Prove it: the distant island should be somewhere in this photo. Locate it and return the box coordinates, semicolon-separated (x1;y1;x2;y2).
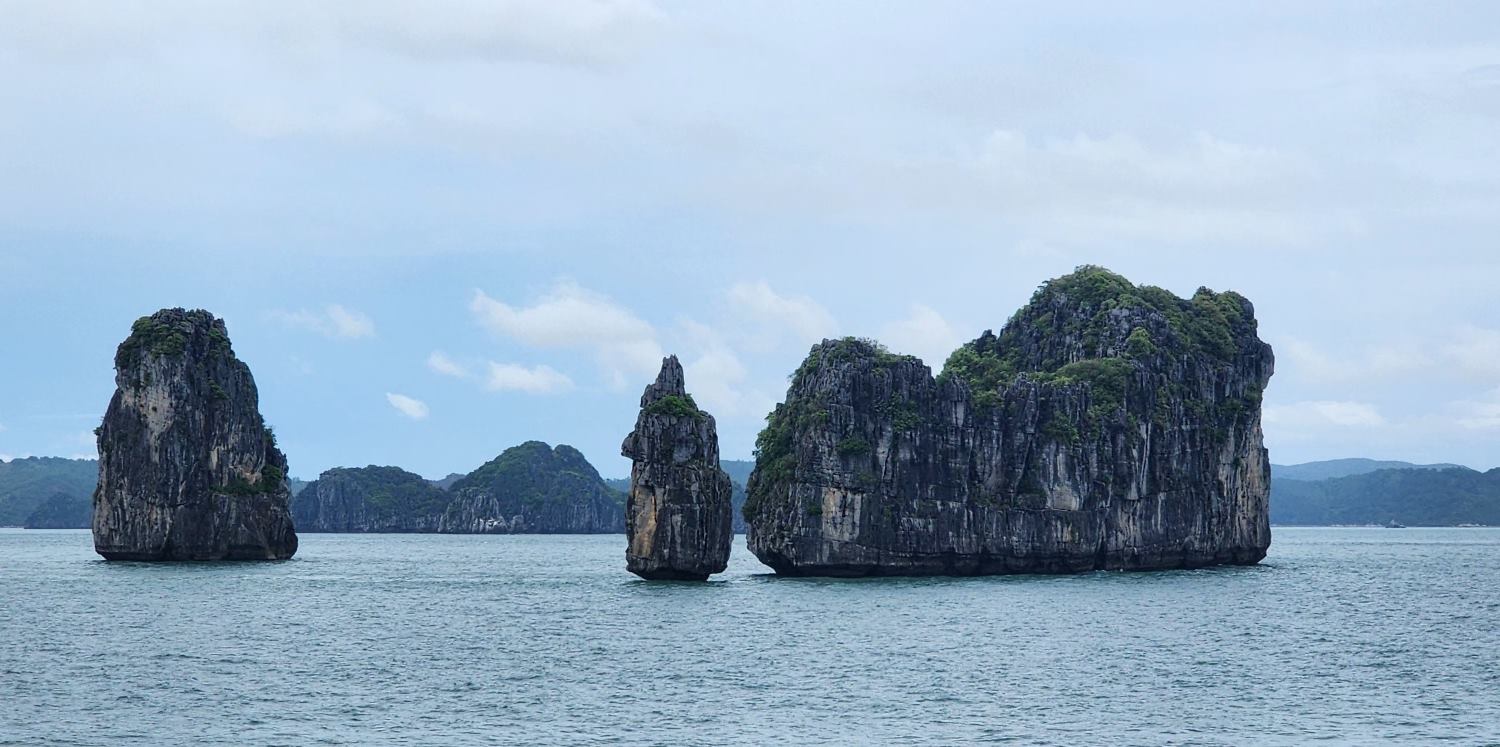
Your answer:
1270;460;1500;526
6;450;1497;532
291;444;753;535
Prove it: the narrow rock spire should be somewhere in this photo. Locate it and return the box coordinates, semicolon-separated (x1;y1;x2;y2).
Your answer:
620;355;733;580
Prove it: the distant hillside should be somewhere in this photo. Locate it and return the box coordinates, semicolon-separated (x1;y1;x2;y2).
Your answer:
1271;467;1500;526
429;473;465;490
441;442;623;533
1273;458;1467;482
720;459;754;487
25;493;92;529
0;457;97;526
292;465;451;533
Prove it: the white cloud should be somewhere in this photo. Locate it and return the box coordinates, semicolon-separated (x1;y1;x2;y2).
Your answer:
228;98;405;140
880;304;962;370
1442;325;1500;379
1451;388;1500;430
471;281;662;386
967;129;1330;246
0;422;6;433
0;0;668;66
484;362;574;394
1264;400;1386;429
385;392;430;420
271;304;376;339
427;351;474;379
727;281;838;345
471;282;652;346
1276;336;1432;383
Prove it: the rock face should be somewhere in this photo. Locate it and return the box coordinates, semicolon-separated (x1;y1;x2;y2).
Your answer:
291;466;449;532
93;309;298;560
620;357;733;580
745;267;1274;576
439;441;624;533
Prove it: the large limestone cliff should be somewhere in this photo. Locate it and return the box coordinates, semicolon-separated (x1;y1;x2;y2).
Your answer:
745;267;1273;576
93;309;297;560
291;466;449;532
439;442;624;533
621;356;733;580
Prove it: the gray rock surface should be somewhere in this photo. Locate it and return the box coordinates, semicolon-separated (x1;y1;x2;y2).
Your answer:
93;309;297;560
620;357;733;580
745;267;1273;576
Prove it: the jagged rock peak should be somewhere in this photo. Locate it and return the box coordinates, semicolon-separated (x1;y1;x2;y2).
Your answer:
745;266;1273;577
620;356;733;580
641;354;687;405
92;308;298;560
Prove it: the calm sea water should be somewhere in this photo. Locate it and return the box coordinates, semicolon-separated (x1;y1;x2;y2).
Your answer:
2;528;1498;746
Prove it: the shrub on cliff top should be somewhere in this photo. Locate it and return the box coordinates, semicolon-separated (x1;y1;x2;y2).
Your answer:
645;394;705;421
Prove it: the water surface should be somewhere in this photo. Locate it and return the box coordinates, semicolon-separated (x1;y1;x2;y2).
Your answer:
3;528;1498;745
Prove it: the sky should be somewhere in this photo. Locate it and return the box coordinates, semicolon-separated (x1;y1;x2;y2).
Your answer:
2;1;1499;479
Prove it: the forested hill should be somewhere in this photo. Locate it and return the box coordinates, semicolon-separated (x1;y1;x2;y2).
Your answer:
0;457;97;527
1272;458;1467;482
1271;466;1500;526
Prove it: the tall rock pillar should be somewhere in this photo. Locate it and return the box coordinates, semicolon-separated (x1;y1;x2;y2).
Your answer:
93;308;298;560
620;356;732;580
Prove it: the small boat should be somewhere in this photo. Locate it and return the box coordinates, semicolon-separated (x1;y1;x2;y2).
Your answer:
1385;519;1406;529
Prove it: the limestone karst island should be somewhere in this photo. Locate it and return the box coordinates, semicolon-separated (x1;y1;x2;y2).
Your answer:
80;267;1272;579
93;309;297;561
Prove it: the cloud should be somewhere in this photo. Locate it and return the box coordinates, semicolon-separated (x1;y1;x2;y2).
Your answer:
1451;388;1500;430
471;281;662;386
1264;400;1386;429
1442;325;1500;379
0;0;668;66
271;304;376;339
966;129;1331;245
0;422;6;433
427;351;474;379
1276;336;1432;383
727;281;838;346
385;392;430;420
227;98;405;140
484;362;574;394
879;304;962;370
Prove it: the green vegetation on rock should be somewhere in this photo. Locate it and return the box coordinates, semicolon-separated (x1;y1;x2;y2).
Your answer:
644;393;705;420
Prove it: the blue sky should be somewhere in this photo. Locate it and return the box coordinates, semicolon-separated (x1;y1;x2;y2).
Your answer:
2;1;1499;478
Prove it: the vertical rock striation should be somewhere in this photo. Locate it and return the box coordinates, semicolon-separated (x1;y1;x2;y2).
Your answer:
746;267;1274;576
621;357;733;580
93;309;297;560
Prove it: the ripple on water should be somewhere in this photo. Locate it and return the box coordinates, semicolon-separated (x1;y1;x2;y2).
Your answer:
2;528;1499;745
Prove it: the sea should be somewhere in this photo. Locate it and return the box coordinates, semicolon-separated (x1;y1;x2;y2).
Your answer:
2;527;1498;746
